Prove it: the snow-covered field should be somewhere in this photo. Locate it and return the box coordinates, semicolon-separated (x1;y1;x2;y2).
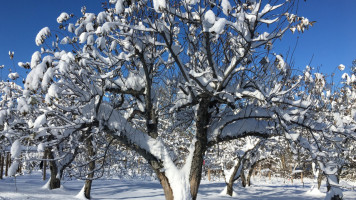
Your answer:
0;172;355;199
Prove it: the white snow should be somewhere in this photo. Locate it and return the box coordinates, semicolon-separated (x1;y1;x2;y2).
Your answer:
8;160;20;176
153;0;166;13
11;140;22;159
204;10;216;25
17;97;29;114
115;0;124;14
57;12;70;23
31;51;42;69
37;143;45;152
221;0;232;16
185;0;198;5
338;64;345;71
209;18;227;34
33;114;47;129
8;72;19;80
0;173;356;199
35;27;51;46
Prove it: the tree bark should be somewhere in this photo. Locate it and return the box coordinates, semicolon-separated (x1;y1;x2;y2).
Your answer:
246;159;266;186
247;166;254;186
225;158;245;196
0;153;3;179
189;99;210;200
43;151;47;181
241;167;246;187
156;171;174;200
5;152;10;177
208;168;211;182
46;148;61;189
317;170;322;190
226;181;234;196
326;174;342;200
84;134;95;199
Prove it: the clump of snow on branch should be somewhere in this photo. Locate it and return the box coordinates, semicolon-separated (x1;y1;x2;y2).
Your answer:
221;0;232;16
8;140;22;176
33;114;47;129
8;72;19;80
57;12;70;23
153;0;166;13
35;27;51;46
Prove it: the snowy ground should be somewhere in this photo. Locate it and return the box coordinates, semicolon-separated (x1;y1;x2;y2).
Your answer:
0;172;355;199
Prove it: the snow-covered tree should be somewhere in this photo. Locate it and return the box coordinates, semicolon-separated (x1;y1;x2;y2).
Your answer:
21;1;354;200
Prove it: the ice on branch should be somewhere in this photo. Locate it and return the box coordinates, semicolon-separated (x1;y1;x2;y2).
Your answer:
35;27;51;46
57;12;70;23
338;64;345;71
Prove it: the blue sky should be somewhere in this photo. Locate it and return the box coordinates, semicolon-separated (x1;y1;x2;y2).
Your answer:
0;0;355;85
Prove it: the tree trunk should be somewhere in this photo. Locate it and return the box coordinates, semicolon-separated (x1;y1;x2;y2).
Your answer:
317;170;322;190
268;170;271;180
241;167;246;187
326;174;342;200
5;152;10;176
208;168;211;182
246;159;265;186
225;158;244;196
226;181;234;196
189;99;210;200
84;134;95;199
43;151;47;181
247;167;254;186
17;161;21;174
156;171;174;200
46;149;61;189
0;153;3;179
